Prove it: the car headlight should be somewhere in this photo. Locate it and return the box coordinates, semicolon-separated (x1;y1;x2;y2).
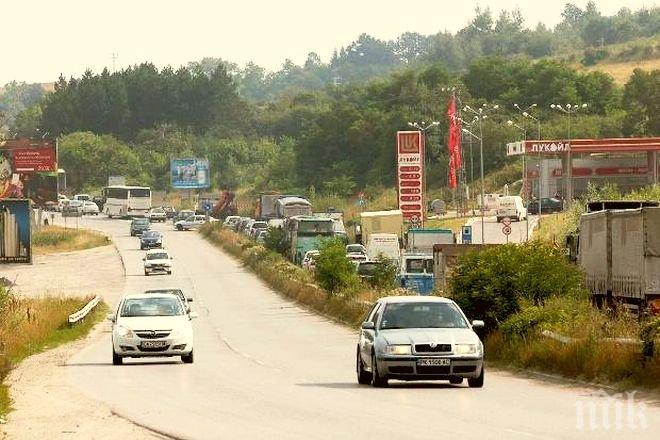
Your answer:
454;344;477;355
117;326;134;338
384;345;412;356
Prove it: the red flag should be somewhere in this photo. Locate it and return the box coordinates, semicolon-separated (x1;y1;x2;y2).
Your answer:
446;97;462;188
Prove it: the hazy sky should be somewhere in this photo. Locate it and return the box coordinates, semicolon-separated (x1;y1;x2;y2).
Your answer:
3;0;657;84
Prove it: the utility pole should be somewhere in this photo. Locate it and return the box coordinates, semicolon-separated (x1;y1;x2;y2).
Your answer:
507;120;528;240
111;53;118;73
550;103;588;202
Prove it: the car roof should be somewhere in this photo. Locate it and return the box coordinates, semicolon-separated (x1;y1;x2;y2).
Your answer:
122;292;178;300
377;295;453;304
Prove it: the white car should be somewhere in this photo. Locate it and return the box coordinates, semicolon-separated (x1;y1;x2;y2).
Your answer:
147;207;167;222
143;249;173;275
57;196;70;212
82;201;100;215
174;214;207;231
302;250;320;271
108;293;197;365
73;193;91;201
223;215;241;228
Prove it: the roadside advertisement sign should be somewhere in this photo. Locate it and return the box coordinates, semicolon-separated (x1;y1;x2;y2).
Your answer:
171;158;210;189
396;131;424;227
0;139;58;207
0;199;32;264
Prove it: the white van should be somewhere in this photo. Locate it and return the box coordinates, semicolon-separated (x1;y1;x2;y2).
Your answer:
496;196;527;222
366;233;401;266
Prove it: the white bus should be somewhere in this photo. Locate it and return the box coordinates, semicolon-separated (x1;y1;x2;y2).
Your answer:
102;185;151;218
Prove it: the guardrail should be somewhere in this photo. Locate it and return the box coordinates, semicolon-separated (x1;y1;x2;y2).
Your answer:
68;295;101;324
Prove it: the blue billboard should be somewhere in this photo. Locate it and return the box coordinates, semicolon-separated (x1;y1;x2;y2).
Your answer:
170;158;210;189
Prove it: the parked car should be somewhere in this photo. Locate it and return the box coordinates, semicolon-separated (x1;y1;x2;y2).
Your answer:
143;249;173;275
347;253;368;263
267;218;285;229
140;230;163;250
256;229;268;244
147;207;167;222
249;221;268;238
143;288;193;313
302;250;320;271
64;199;84;213
223;215;241;228
356;260;384;280
130;217;150;236
346;244;367;255
174;214;207;231
242;219;256;235
108;293;196;365
526;197;563;215
356;296;485;387
235;217;252;232
82;201;100;215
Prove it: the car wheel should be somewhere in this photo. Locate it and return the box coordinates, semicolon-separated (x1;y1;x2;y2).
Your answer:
371;353;388;387
356;347;371;385
176;224;183;231
449;376;463;385
468;367;484;388
144;271;149;276
112;350;123;365
181;351;194;364
167;271;172;275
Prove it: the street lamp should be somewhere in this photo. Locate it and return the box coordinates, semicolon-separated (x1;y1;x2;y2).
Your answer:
462;104;499;245
507;120;529;241
551;103;588;201
407;121;440;226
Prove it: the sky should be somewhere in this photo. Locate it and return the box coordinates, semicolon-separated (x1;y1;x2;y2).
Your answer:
2;0;657;85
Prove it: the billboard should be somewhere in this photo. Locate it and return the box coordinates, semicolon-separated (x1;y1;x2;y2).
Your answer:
0;199;32;264
396;131;424;227
0;139;58;207
170;158;210;189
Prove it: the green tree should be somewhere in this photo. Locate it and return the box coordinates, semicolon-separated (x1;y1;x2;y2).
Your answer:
622;68;659;136
314;238;359;294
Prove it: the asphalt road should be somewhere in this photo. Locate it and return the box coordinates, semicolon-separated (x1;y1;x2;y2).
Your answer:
468;215;539;244
65;215;658;439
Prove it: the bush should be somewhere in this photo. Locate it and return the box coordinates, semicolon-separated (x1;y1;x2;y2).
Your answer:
448;242;586;329
314;238;359;294
368;255;397;290
264;226;288;255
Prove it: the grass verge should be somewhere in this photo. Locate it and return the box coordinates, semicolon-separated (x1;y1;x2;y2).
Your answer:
32;226;110;255
0;290;108;416
485;296;660;390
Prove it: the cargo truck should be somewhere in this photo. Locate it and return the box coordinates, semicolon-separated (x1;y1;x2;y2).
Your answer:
359;210;403;246
256;192;281;219
579;207;660;312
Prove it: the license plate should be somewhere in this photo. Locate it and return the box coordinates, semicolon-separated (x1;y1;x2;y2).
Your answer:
141;340;166;348
417;358;450;366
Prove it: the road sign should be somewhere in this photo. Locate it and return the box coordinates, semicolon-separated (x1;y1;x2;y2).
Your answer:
502;225;512;235
461;225;472;244
202;201;212;212
502;217;512;226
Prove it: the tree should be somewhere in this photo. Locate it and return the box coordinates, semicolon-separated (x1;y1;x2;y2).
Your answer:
314;238;359;294
622;68;660;136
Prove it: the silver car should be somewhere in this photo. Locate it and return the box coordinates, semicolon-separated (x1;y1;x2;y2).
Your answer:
356;296;485;387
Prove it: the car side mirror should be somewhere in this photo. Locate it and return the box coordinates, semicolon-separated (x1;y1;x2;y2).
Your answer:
142;257;145;261
170;257;174;260
189;311;199;319
361;322;375;330
472;320;485;329
187;298;193;302
106;313;115;322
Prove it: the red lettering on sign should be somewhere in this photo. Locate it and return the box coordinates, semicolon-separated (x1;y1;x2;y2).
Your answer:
400;180;421;187
400;195;421;202
400;165;421;172
400;188;421;194
399;173;421;180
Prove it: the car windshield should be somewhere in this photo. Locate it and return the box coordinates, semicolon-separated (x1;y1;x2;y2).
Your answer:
404;258;433;274
380;302;468;329
120;297;183;317
144;289;185;303
142;231;160;238
146;252;168;260
133;219;149;225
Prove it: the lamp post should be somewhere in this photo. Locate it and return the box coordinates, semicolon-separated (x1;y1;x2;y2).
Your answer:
407;121;439;226
507;120;528;241
514;104;541;216
462;103;499;244
550;103;588;202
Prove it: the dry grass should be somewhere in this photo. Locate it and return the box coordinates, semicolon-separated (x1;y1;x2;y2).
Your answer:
584;57;660;85
487;296;660;390
32;226;110;255
0;290;108;415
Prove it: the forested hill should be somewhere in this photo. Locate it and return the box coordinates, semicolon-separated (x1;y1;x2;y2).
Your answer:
2;3;659;196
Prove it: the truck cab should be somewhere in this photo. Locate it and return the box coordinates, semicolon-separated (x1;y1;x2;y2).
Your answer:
398;254;435;295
